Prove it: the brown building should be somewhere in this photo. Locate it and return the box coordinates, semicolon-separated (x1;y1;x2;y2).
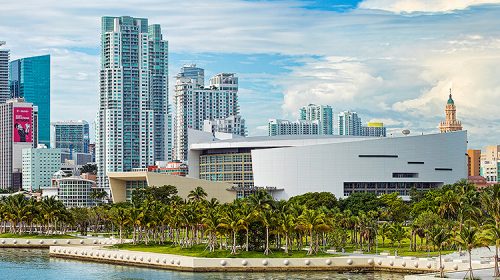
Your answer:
439;91;462;133
467;149;481;177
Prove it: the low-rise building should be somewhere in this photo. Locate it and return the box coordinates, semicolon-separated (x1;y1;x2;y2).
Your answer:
108;171;236;203
22;146;61;191
361;122;386;137
42;171;97;208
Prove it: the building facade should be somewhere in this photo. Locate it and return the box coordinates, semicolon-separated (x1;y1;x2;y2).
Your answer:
0;99;35;190
203;115;246;136
50;120;90;153
467;149;481;177
480;145;500;182
22;147;61;191
361;122;386;137
300;104;333;135
189;131;467;199
9;55;51;146
174;69;241;161
338;111;362;136
268;119;319;136
439;92;462;133
97;16;169;188
0;42;8;103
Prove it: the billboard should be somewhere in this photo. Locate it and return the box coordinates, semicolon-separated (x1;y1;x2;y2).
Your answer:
13;107;32;143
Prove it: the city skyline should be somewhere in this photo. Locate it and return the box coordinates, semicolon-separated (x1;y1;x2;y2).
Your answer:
2;1;500;148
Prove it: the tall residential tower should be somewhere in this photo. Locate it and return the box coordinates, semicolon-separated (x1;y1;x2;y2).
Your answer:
96;16;169;188
338;111;362;136
174;69;242;161
299;104;333;135
0;42;8;103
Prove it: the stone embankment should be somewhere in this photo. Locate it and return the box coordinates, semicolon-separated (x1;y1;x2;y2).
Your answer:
0;238;120;248
49;246;493;273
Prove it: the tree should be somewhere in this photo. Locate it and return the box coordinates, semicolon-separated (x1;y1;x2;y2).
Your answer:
378;222;390;247
131;185;178;205
481;184;500;277
288;192;338;210
80;163;97;175
428;226;451;278
110;206;130;243
387;223;406;248
455;221;489;280
188;187;208;203
339;192;381;215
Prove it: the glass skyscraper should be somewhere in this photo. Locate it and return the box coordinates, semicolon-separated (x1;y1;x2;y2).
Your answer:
0;42;9;103
9;55;50;147
97;16;169;188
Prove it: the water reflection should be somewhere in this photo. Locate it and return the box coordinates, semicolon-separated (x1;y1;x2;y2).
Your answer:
0;249;405;280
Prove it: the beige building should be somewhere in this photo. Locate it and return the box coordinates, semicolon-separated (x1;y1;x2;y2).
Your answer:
108;171;236;203
467;149;481;177
439;92;462;133
480;145;500;182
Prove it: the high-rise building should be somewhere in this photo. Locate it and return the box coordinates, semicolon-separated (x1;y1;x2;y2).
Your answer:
439;91;462;133
268;119;319;136
50;120;90;154
0;41;9;103
467;149;481;177
203;115;246;136
361;122;386;137
0;99;36;190
174;70;241;161
300;104;333;135
22;146;61;191
338;111;362;136
97;16;169;188
9;55;50;146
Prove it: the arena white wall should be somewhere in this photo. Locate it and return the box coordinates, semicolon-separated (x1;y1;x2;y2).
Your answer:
251;131;467;199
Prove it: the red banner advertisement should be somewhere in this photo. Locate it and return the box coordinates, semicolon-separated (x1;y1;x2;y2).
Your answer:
13;107;32;143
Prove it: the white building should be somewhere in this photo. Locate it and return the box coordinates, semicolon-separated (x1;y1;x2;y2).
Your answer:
174;70;242;161
22;146;61;191
0;99;36;190
188;131;467;199
338;111;362;136
361;122;387;137
42;171;97;208
203;115;246;136
96;16;170;189
268;119;319;136
300;104;333;135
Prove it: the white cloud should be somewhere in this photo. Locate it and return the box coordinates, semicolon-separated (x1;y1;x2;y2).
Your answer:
359;0;500;13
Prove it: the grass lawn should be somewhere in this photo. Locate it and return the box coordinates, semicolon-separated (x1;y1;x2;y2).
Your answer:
342;233;456;257
0;233;78;239
112;243;336;258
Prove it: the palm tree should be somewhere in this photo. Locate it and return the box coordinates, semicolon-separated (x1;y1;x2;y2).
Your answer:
188;187;207;203
110;206;130;243
481;184;500;277
388;223;406;248
455;221;489;280
220;205;242;255
297;209;327;255
428;226;451;278
379;222;390;247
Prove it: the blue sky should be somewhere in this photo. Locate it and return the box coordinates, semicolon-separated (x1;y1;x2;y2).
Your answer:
2;0;500;148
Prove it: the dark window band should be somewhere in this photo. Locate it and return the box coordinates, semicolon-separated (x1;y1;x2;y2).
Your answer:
435;168;452;171
408;161;424;164
359;155;398;158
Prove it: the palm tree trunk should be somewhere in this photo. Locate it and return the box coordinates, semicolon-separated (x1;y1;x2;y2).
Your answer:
232;230;237;255
284;233;289;254
246;228;249;252
495;243;499;277
439;250;444;278
264;226;270;255
469;249;474;280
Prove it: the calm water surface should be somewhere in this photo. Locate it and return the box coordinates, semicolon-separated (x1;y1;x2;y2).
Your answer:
0;248;405;280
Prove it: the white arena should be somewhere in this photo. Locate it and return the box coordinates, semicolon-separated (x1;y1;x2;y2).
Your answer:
188;131;467;199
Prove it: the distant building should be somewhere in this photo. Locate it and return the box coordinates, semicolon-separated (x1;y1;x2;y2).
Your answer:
268;119;319;136
439;91;462;133
45;171;97;208
22;146;61;191
361;122;386;137
9;55;51;146
0;99;36;190
300;104;333;135
51;120;90;153
203;115;246;137
480;145;500;182
176;64;204;87
150;160;188;176
0;41;9;103
467;149;481;177
174;69;242;161
88;143;96;162
338;111;362;136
